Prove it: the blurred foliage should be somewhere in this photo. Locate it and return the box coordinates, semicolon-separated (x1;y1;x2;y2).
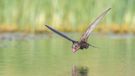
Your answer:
0;0;135;33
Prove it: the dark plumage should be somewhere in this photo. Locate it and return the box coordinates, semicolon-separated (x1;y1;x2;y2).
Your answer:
45;8;111;53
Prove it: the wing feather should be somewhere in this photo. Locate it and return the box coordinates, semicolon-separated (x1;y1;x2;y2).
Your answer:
80;8;111;42
45;25;76;42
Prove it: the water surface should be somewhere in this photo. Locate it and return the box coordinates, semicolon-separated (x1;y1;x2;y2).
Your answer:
0;33;134;76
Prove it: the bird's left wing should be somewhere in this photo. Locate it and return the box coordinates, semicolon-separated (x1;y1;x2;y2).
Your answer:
45;25;76;42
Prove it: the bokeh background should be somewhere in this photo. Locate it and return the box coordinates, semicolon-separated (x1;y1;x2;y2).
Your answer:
0;0;135;33
0;0;135;76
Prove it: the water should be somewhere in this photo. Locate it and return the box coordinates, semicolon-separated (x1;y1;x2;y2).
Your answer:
0;33;135;76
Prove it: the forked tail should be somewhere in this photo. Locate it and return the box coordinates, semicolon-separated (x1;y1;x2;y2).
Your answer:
89;44;98;48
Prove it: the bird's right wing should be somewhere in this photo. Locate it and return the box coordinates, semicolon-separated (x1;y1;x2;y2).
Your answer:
45;25;76;42
80;8;111;42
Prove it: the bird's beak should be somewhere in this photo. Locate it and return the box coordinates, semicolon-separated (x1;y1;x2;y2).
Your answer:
72;48;78;53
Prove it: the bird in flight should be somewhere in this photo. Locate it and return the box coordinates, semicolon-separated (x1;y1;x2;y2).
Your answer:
45;8;111;53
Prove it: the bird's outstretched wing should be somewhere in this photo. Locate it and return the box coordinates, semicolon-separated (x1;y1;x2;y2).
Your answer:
80;8;111;42
45;25;76;42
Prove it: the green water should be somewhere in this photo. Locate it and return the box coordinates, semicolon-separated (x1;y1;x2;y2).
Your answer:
0;34;135;76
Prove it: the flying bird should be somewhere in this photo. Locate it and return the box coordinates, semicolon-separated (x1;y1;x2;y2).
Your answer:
45;8;111;53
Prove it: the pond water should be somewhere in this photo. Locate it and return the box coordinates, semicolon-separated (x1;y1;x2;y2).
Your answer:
0;33;135;76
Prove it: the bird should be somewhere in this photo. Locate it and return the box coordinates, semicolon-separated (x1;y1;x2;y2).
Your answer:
45;8;111;53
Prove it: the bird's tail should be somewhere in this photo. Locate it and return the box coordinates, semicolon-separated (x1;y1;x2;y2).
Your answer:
89;44;98;48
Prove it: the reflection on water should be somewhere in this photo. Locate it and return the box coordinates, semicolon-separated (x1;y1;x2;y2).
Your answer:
0;33;135;76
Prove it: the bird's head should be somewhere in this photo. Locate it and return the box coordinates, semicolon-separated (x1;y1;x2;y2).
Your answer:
72;42;80;53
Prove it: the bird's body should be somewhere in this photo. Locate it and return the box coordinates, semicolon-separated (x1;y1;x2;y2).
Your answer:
45;8;111;53
79;41;89;49
74;41;89;49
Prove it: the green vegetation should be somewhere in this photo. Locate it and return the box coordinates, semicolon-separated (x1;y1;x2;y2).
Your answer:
0;0;135;34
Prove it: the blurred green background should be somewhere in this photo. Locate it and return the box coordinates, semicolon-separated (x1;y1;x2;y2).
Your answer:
0;0;135;76
0;0;135;33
